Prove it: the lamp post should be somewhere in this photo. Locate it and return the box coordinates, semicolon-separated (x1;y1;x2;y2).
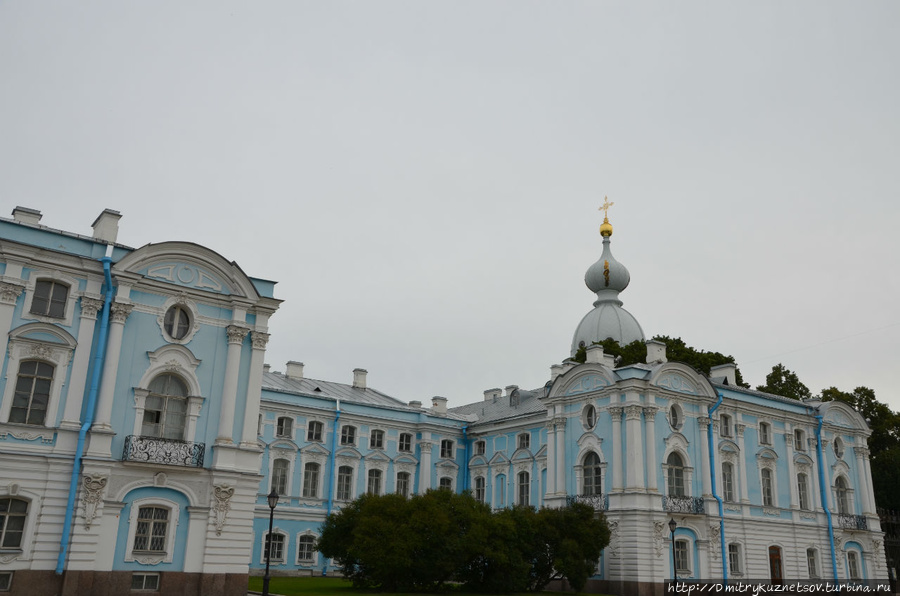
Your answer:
262;490;279;596
669;518;678;584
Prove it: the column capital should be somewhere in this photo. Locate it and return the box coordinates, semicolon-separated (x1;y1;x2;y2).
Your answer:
643;406;659;418
608;406;624;420
226;325;250;345
80;297;104;320
735;423;746;437
624;404;643;421
251;331;270;350
0;282;24;305
110;302;133;324
854;446;870;458
698;417;710;429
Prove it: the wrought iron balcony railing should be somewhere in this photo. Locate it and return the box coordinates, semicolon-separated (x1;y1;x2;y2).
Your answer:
663;495;704;514
567;493;609;511
837;513;868;530
123;435;205;467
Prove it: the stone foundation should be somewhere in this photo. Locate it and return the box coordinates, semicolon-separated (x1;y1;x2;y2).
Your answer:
1;570;248;596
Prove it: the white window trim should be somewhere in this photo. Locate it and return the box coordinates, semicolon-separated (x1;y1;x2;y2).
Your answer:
156;295;200;345
398;432;413;453
268;448;296;499
124;497;180;565
0;326;76;429
833;475;855;515
759;421;773;446
0;486;39;561
296;532;318;566
440;439;454;459
276;416;294;439
340;425;357;447
335;461;357;502
576;451;607;497
674;538;692;576
368;429;385;450
807;547;820;579
727;542;744;576
259;529;287;565
395;470;412;497
306;420;324;443
301;460;323;500
846;550;862;580
663;451;694;497
22;271;80;327
582;404;598;430
133;345;204;442
760;466;777;508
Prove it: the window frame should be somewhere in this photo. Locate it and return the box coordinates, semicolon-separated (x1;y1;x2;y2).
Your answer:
439;477;453;491
847;550;861;580
398;433;413;453
22;272;78;327
807;548;820;579
722;462;736;503
131;572;160;591
8;360;54;427
669;403;683;430
271;458;290;496
474;476;486;503
666;452;686;497
720;414;733;438
440;439;454;459
761;468;775;507
396;471;411;498
156;296;200;345
674;538;691;576
798;472;810;510
517;433;530;450
582;452;603;497
140;373;190;440
759;422;772;446
297;534;317;565
124;497;180;564
474;440;486;456
517;471;530;506
340;425;356;446
307;420;323;442
834;437;845;459
276;416;293;439
367;469;383;496
30;279;69;319
727;543;743;576
794;429;806;451
0;497;28;550
369;429;385;450
302;462;320;499
584;404;597;430
262;531;286;564
835;476;851;514
336;466;354;501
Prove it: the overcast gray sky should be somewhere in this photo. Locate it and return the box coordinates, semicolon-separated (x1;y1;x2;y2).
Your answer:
2;2;898;411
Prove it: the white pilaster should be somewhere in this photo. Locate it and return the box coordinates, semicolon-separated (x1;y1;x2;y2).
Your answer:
418;438;433;493
554;415;566;495
93;302;133;431
216;325;249;444
625;404;644;490
854;446;872;515
60;296;103;428
240;331;270;447
699;417;711;497
644;406;659;492
610;406;623;492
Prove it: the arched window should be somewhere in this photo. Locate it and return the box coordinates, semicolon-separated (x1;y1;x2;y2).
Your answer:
0;497;28;549
336;466;353;501
302;463;320;498
367;469;382;495
271;459;289;496
667;452;685;497
835;476;850;514
761;468;774;507
722;462;735;503
582;452;603;496
9;360;54;426
517;471;530;506
142;374;188;439
798;473;810;510
297;535;316;564
474;477;486;503
396;472;411;497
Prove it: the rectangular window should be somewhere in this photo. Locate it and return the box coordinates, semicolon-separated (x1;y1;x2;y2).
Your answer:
440;439;453;459
32;280;68;318
130;573;159;591
847;552;860;580
367;470;382;496
396;472;410;498
272;459;289;496
721;415;732;437
807;548;819;578
795;429;806;451
307;421;323;442
302;463;320;498
265;533;285;563
439;477;452;490
475;440;486;455
798;473;810;510
369;429;384;450
0;571;12;592
133;507;168;553
722;463;735;503
517;472;530;506
517;433;530;450
675;540;690;574
336;466;353;501
760;422;771;445
276;417;293;438
9;360;53;426
0;498;28;549
297;536;315;563
340;426;356;446
728;543;742;575
474;477;485;503
761;469;774;507
398;433;412;452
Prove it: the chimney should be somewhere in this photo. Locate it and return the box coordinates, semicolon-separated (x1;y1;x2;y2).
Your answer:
484;388;502;402
409;400;422;409
602;353;617;369
505;385;519;396
11;207;42;225
352;368;367;389
646;340;667;364
585;345;605;364
550;364;565;380
710;363;737;386
431;396;447;415
285;361;304;380
263;364;271;373
91;209;122;244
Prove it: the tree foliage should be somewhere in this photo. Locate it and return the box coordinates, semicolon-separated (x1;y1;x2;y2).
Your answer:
572;336;748;387
317;490;610;593
756;363;812;400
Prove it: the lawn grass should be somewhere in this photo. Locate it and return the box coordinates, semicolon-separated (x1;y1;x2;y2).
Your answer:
247;576;596;596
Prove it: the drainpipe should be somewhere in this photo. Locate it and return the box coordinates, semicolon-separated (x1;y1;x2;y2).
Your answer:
461;425;468;492
815;414;839;583
322;398;340;576
56;247;115;574
707;392;727;582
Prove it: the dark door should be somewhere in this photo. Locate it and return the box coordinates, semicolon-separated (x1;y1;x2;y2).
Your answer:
769;546;783;584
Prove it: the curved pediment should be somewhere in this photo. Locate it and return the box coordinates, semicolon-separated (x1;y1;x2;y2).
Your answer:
718;439;740;453
756;447;778;461
9;322;77;348
818;401;868;432
550;364;616;398
488;452;509;466
469;455;489;467
511;448;534;462
115;241;260;299
649;363;717;399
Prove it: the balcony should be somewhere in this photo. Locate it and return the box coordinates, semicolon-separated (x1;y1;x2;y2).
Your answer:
663;495;704;514
837;513;868;530
123;435;205;467
567;493;609;511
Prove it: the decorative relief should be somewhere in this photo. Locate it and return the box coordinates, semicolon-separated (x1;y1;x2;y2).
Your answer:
251;331;270;350
654;521;666;557
854;446;870;459
736;424;746;438
785;435;794;447
419;441;433;451
1;430;53;444
608;520;620;557
872;540;883;568
709;524;720;559
763;508;780;516
110;302;133;324
0;282;24;305
226;325;250;345
625;405;643;421
800;513;817;520
608;407;623;421
563;375;609;396
80;297;104;319
0;553;21;564
146;264;225;293
29;343;53;359
135;555;165;566
825;410;853;428
698;417;710;429
656;373;697;395
81;475;108;530
154;472;168;487
643;406;659;418
212;484;235;536
725;505;742;513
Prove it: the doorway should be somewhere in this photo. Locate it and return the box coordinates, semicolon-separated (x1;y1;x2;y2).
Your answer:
769;546;783;584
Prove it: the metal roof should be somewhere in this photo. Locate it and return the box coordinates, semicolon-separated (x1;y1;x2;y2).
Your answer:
450;386;548;425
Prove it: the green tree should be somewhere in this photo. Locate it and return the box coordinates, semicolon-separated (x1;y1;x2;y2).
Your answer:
535;503;610;592
756;363;812;400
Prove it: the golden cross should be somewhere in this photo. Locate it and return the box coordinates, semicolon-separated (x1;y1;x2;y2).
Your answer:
599;196;614;218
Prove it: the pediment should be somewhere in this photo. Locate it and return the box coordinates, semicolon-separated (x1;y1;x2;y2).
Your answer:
654;372;698;395
300;443;330;456
512;449;534;461
488;452;509;465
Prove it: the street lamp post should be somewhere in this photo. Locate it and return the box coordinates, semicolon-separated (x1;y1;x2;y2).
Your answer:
262;490;279;596
669;518;678;584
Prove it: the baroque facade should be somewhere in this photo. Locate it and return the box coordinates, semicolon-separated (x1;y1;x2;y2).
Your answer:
0;205;889;595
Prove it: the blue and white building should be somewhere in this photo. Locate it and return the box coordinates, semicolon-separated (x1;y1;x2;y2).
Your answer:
0;205;888;595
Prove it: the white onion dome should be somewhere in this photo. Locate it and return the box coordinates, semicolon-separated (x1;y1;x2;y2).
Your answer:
571;215;645;356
